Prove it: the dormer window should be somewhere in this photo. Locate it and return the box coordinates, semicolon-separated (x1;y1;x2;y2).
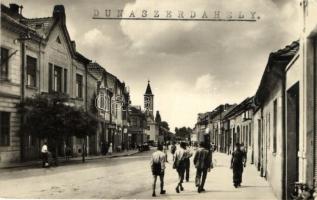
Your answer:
56;36;61;44
35;23;43;29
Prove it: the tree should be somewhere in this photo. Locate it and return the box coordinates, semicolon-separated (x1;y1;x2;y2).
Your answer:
19;93;98;163
160;121;169;131
175;126;192;141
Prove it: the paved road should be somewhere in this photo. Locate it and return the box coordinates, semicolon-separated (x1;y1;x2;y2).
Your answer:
0;149;277;199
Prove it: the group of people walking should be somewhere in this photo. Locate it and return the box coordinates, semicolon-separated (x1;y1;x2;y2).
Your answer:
150;141;247;197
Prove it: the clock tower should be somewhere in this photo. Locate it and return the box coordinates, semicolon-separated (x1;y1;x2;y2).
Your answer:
144;80;154;116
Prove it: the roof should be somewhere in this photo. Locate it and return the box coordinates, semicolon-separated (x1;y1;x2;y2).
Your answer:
211;104;236;122
24;17;55;39
1;4;42;41
1;3;90;65
254;41;299;106
224;97;254;119
145;81;153;95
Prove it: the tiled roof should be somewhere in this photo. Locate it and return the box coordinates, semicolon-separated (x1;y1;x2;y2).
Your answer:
255;41;299;106
24;17;55;39
223;97;254;119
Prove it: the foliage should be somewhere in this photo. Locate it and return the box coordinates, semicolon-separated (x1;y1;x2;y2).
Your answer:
160;121;169;131
175;126;192;140
19;93;98;140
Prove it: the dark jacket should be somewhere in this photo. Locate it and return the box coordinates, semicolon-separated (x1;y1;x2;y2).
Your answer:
193;147;212;170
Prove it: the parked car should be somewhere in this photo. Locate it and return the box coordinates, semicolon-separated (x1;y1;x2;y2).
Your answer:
137;143;150;152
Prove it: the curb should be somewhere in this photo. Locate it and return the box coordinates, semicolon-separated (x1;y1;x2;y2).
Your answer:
0;151;140;170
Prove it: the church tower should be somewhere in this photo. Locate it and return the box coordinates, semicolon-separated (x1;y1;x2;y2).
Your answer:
144;80;154;116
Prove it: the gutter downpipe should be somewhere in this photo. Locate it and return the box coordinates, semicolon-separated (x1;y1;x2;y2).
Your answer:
282;70;287;200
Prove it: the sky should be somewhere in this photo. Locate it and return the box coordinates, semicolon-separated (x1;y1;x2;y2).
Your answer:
2;0;300;131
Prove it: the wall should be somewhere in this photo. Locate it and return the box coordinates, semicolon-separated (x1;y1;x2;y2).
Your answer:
255;83;284;200
0;27;22;164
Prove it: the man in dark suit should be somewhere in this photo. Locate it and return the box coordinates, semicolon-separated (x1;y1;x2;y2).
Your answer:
193;142;212;193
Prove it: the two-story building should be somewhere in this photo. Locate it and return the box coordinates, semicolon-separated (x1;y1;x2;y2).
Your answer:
0;3;91;164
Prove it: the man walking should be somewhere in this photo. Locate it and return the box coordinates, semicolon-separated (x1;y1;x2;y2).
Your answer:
170;141;177;161
173;142;187;193
150;145;166;197
231;143;245;188
184;143;193;182
41;141;49;168
194;142;212;193
240;142;247;167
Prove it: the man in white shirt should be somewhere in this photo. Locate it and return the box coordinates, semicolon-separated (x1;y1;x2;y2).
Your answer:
173;142;187;193
150;144;166;197
41;142;49;168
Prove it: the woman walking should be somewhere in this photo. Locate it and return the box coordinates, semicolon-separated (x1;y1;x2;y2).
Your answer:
230;143;245;188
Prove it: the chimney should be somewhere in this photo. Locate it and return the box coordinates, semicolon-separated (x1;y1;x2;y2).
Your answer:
71;41;76;51
9;3;19;14
53;5;66;22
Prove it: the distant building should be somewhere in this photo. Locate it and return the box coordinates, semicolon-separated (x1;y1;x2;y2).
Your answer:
88;62;130;153
223;97;255;157
128;105;147;148
143;81;160;144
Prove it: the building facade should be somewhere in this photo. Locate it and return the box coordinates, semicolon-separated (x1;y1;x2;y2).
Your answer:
0;4;91;164
253;41;298;199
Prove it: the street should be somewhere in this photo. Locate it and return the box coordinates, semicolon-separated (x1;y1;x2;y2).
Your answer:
0;149;277;199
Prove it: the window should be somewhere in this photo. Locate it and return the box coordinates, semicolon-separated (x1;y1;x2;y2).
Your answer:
54;66;62;92
249;124;251;146
56;36;61;44
245;125;249;146
35;23;43;29
26;56;37;87
115;103;118;117
111;100;115;116
76;74;83;98
49;63;53;92
131;117;137;127
0;47;9;80
0;112;10;146
63;69;67;93
273;100;277;153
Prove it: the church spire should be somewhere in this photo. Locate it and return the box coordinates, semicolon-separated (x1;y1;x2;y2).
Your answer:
145;80;153;95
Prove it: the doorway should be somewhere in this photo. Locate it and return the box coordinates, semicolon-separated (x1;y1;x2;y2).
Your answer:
286;82;299;198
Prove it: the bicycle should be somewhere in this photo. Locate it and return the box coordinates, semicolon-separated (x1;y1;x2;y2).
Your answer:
290;182;314;200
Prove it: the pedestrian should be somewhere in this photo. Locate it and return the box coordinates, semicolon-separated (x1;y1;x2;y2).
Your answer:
51;145;58;167
109;143;113;155
41;141;49;168
193;142;212;193
240;142;247;167
173;142;187;193
101;141;106;155
65;145;71;161
150;144;166;197
184;143;193;182
163;143;168;162
170;141;177;161
230;143;245;188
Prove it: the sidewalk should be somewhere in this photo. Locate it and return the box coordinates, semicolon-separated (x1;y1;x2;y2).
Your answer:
0;149;139;170
127;152;277;200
